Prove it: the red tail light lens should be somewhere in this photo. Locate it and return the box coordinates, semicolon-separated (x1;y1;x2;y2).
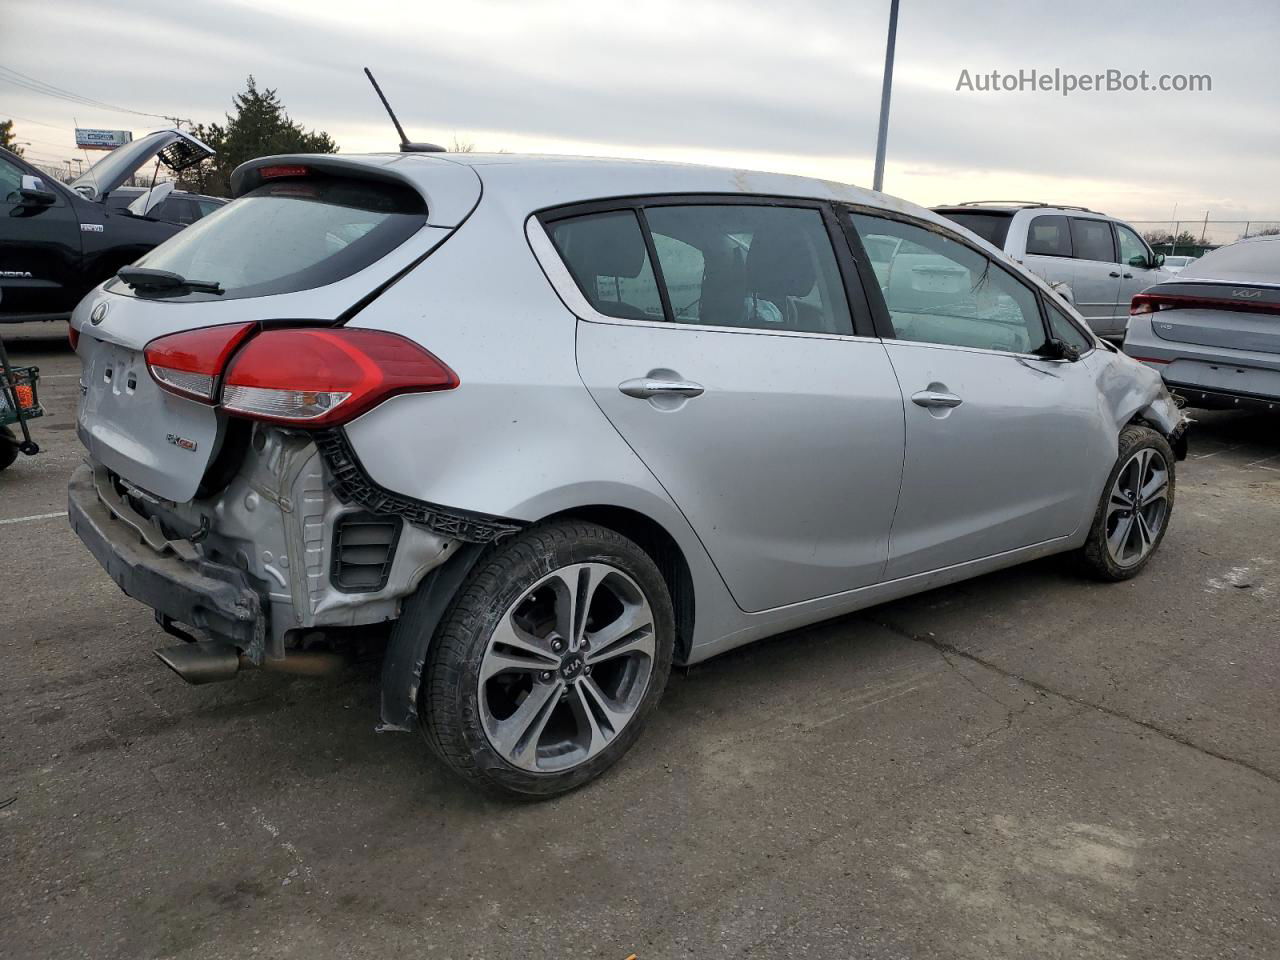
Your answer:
144;323;256;402
1132;292;1280;316
258;164;310;180
219;328;458;426
68;324;80;352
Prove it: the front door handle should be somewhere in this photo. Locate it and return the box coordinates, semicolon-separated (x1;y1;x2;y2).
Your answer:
1109;271;1121;278
1123;272;1134;279
619;377;705;400
911;389;963;409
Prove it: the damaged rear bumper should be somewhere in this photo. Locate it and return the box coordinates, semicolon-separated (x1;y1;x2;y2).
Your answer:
68;463;267;656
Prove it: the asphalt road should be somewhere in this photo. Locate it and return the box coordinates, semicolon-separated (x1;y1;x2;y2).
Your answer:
2;321;1277;960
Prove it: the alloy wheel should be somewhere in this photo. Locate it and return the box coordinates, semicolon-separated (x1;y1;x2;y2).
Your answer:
477;562;657;773
1105;447;1170;567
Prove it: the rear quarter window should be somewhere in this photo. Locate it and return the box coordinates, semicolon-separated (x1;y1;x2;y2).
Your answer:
936;211;1012;249
113;176;427;301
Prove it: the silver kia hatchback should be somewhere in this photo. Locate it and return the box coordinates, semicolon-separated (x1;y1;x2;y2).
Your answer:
69;154;1189;795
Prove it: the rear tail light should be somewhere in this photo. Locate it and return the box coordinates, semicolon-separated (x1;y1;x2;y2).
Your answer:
1131;292;1280;316
68;324;79;352
220;328;458;426
144;322;256;402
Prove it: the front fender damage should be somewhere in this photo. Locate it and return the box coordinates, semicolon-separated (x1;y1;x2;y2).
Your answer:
1094;352;1191;460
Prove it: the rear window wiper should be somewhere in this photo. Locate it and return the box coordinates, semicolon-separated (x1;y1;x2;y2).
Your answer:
116;266;223;295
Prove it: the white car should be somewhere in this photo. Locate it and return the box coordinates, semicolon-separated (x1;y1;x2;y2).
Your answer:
933;202;1173;341
1161;255;1198;274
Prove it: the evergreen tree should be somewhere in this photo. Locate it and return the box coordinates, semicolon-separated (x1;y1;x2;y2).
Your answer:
0;120;25;157
178;77;336;196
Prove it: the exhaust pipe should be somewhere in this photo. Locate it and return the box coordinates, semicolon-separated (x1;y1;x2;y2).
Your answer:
155;643;347;685
155;641;241;685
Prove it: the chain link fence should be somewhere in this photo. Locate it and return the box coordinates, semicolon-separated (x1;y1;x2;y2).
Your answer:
1130;220;1280;257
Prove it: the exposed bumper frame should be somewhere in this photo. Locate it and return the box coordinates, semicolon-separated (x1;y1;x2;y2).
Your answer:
68;463;268;659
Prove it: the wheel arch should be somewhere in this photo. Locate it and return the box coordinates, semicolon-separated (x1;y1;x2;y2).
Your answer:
542;504;696;665
379;504;700;734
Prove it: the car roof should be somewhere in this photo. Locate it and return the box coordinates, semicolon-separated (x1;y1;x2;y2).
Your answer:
238;151;961;233
933;203;1111;219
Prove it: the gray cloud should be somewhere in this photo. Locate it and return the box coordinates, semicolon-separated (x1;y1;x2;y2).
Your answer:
4;0;1276;217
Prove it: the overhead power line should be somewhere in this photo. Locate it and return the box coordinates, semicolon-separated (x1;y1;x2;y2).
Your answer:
0;65;171;121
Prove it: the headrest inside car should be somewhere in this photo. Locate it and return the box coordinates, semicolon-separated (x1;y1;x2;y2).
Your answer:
569;213;649;280
745;228;816;297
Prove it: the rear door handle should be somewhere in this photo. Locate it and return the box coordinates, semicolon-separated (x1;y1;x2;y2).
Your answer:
619;378;705;400
911;389;963;409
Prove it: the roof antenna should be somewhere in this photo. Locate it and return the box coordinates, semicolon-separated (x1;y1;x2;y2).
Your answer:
363;68;445;153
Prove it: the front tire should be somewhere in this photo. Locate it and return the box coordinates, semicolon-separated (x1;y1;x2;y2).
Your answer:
1078;425;1175;581
417;520;675;797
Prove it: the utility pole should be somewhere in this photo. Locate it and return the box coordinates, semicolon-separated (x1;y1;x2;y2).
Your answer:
872;0;901;193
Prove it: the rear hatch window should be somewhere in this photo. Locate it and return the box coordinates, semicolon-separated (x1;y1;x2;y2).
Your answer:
934;210;1013;249
109;176;427;302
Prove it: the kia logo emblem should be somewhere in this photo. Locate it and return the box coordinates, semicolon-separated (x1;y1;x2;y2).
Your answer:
90;302;109;325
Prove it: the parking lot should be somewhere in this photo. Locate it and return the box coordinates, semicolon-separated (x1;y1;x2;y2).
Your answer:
2;320;1277;959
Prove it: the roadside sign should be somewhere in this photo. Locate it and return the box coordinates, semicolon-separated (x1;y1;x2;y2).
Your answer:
74;128;133;150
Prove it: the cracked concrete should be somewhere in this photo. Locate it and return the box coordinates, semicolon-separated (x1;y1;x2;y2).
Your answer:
2;323;1279;959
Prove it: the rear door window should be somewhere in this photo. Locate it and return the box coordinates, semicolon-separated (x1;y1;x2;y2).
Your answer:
115;175;428;301
1026;215;1072;257
645;204;854;335
545;211;664;321
1070;217;1117;263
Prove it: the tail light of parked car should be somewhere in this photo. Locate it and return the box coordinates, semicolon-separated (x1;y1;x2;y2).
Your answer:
144;325;458;427
1131;292;1280;317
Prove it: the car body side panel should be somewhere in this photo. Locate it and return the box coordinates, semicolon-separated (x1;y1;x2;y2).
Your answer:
881;342;1107;578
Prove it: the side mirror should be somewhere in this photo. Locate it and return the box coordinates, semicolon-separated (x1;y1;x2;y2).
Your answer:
17;175;56;207
1152;252;1166;268
1038;338;1082;362
1128;254;1148;268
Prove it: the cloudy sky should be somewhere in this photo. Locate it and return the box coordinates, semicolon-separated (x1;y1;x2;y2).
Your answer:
3;0;1276;223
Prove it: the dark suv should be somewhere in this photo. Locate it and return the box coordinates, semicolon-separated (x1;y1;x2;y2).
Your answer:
0;130;214;322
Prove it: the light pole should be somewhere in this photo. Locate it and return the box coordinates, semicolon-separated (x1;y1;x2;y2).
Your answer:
872;0;901;193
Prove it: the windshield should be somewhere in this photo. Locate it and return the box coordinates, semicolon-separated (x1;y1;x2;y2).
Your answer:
111;176;428;301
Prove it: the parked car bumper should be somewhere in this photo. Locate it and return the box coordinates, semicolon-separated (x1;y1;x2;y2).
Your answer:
1123;315;1280;411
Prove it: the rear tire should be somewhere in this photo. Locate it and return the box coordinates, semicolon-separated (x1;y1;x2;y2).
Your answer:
1078;425;1175;581
0;426;18;472
415;520;675;797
